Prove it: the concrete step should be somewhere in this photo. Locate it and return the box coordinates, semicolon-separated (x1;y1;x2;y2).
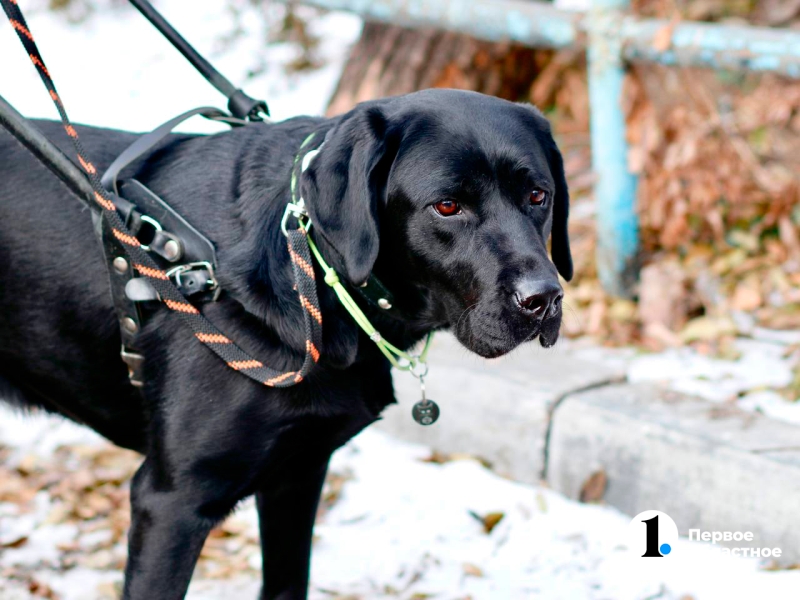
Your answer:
548;382;800;563
377;334;623;482
380;334;800;564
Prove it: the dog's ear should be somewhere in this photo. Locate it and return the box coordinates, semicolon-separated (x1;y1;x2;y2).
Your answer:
300;105;394;286
548;141;573;281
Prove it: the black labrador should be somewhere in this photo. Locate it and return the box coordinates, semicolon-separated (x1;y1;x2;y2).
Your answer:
0;89;572;600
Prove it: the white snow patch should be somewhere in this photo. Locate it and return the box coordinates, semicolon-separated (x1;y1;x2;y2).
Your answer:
0;1;361;132
738;390;800;426
554;0;590;11
0;409;104;466
2;2;800;598
303;428;800;600
3;411;800;599
625;337;800;425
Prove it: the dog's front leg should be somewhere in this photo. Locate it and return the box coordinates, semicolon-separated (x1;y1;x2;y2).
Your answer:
256;457;330;600
122;458;229;600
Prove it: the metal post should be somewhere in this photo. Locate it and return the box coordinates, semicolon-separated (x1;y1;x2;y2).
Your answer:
283;0;800;78
284;0;800;296
588;0;639;297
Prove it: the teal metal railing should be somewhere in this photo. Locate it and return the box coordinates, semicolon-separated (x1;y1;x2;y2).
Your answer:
280;0;800;297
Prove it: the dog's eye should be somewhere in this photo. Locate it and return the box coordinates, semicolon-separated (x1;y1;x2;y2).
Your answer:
529;189;548;206
433;200;462;217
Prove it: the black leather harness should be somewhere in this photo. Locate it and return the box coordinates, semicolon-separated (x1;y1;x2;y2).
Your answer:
0;0;407;391
93;107;230;386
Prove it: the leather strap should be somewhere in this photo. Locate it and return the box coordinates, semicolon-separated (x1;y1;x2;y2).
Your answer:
356;274;409;321
2;0;324;388
101;106;228;194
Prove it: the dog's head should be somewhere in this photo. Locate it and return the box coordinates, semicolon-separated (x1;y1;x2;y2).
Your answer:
300;89;572;358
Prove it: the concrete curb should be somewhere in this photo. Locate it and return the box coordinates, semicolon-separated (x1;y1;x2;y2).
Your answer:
379;334;800;564
378;334;623;483
548;383;800;563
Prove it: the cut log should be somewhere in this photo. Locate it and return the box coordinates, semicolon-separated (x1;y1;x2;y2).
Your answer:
326;22;549;116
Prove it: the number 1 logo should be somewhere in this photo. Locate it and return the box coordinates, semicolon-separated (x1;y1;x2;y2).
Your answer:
628;511;678;558
642;515;672;557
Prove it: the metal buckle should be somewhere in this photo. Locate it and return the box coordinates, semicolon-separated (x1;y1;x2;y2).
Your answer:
166;261;220;300
120;346;145;388
281;198;308;236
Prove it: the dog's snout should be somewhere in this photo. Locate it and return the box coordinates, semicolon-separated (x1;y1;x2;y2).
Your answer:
513;279;563;318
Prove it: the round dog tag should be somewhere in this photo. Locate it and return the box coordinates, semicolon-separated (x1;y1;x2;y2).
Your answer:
412;399;440;426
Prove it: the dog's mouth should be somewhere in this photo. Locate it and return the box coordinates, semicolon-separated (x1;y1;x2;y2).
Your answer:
536;318;561;349
452;307;563;358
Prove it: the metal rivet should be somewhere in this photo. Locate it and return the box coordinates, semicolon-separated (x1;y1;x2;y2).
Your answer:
113;257;128;274
163;239;182;261
121;317;138;334
378;298;392;310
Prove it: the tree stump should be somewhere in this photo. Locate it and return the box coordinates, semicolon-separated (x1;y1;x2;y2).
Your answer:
326;22;549;116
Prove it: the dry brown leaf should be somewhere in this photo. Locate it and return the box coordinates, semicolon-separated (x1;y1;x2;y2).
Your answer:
680;316;738;343
462;563;484;578
0;535;29;549
469;510;505;534
579;470;607;504
731;277;763;312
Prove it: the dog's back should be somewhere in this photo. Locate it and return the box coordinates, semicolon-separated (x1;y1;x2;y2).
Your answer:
0;121;149;450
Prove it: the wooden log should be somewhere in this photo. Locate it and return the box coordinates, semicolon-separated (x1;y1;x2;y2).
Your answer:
326;22;549;116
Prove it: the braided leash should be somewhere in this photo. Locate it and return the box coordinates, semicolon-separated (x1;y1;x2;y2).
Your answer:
288;136;436;375
1;0;322;388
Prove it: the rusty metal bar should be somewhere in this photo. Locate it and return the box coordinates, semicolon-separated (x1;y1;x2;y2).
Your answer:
621;18;800;79
588;0;639;297
285;0;800;296
287;0;800;80
290;0;584;48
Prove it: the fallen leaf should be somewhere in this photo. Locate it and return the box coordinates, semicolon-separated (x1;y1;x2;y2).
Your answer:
731;277;762;311
579;470;607;504
680;316;737;343
468;510;505;534
536;492;548;514
462;563;484;578
420;450;450;464
0;535;28;549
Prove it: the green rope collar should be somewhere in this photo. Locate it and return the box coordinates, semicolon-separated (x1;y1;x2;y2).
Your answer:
283;132;434;374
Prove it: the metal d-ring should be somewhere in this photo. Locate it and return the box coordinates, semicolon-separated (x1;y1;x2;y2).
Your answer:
138;215;162;251
166;261;218;290
280;199;308;236
410;361;429;379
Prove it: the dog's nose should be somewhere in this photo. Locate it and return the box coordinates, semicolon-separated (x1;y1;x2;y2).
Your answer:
513;279;563;318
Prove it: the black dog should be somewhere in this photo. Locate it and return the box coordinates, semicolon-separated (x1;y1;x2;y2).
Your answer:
0;89;572;599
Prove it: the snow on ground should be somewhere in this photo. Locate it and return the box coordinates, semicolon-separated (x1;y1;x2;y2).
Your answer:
3;2;800;599
568;332;800;426
554;0;591;10
2;408;800;600
1;0;361;130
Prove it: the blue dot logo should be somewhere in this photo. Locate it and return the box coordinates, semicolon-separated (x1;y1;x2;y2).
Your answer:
629;511;678;558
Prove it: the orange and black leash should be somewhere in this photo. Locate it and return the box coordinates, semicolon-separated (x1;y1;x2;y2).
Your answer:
1;0;323;388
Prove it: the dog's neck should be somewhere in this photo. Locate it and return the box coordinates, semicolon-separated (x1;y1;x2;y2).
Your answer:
154;119;436;373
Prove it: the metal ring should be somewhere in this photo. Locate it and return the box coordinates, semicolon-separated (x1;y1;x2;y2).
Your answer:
165;261;218;292
280;200;308;236
138;215;163;251
410;362;429;379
